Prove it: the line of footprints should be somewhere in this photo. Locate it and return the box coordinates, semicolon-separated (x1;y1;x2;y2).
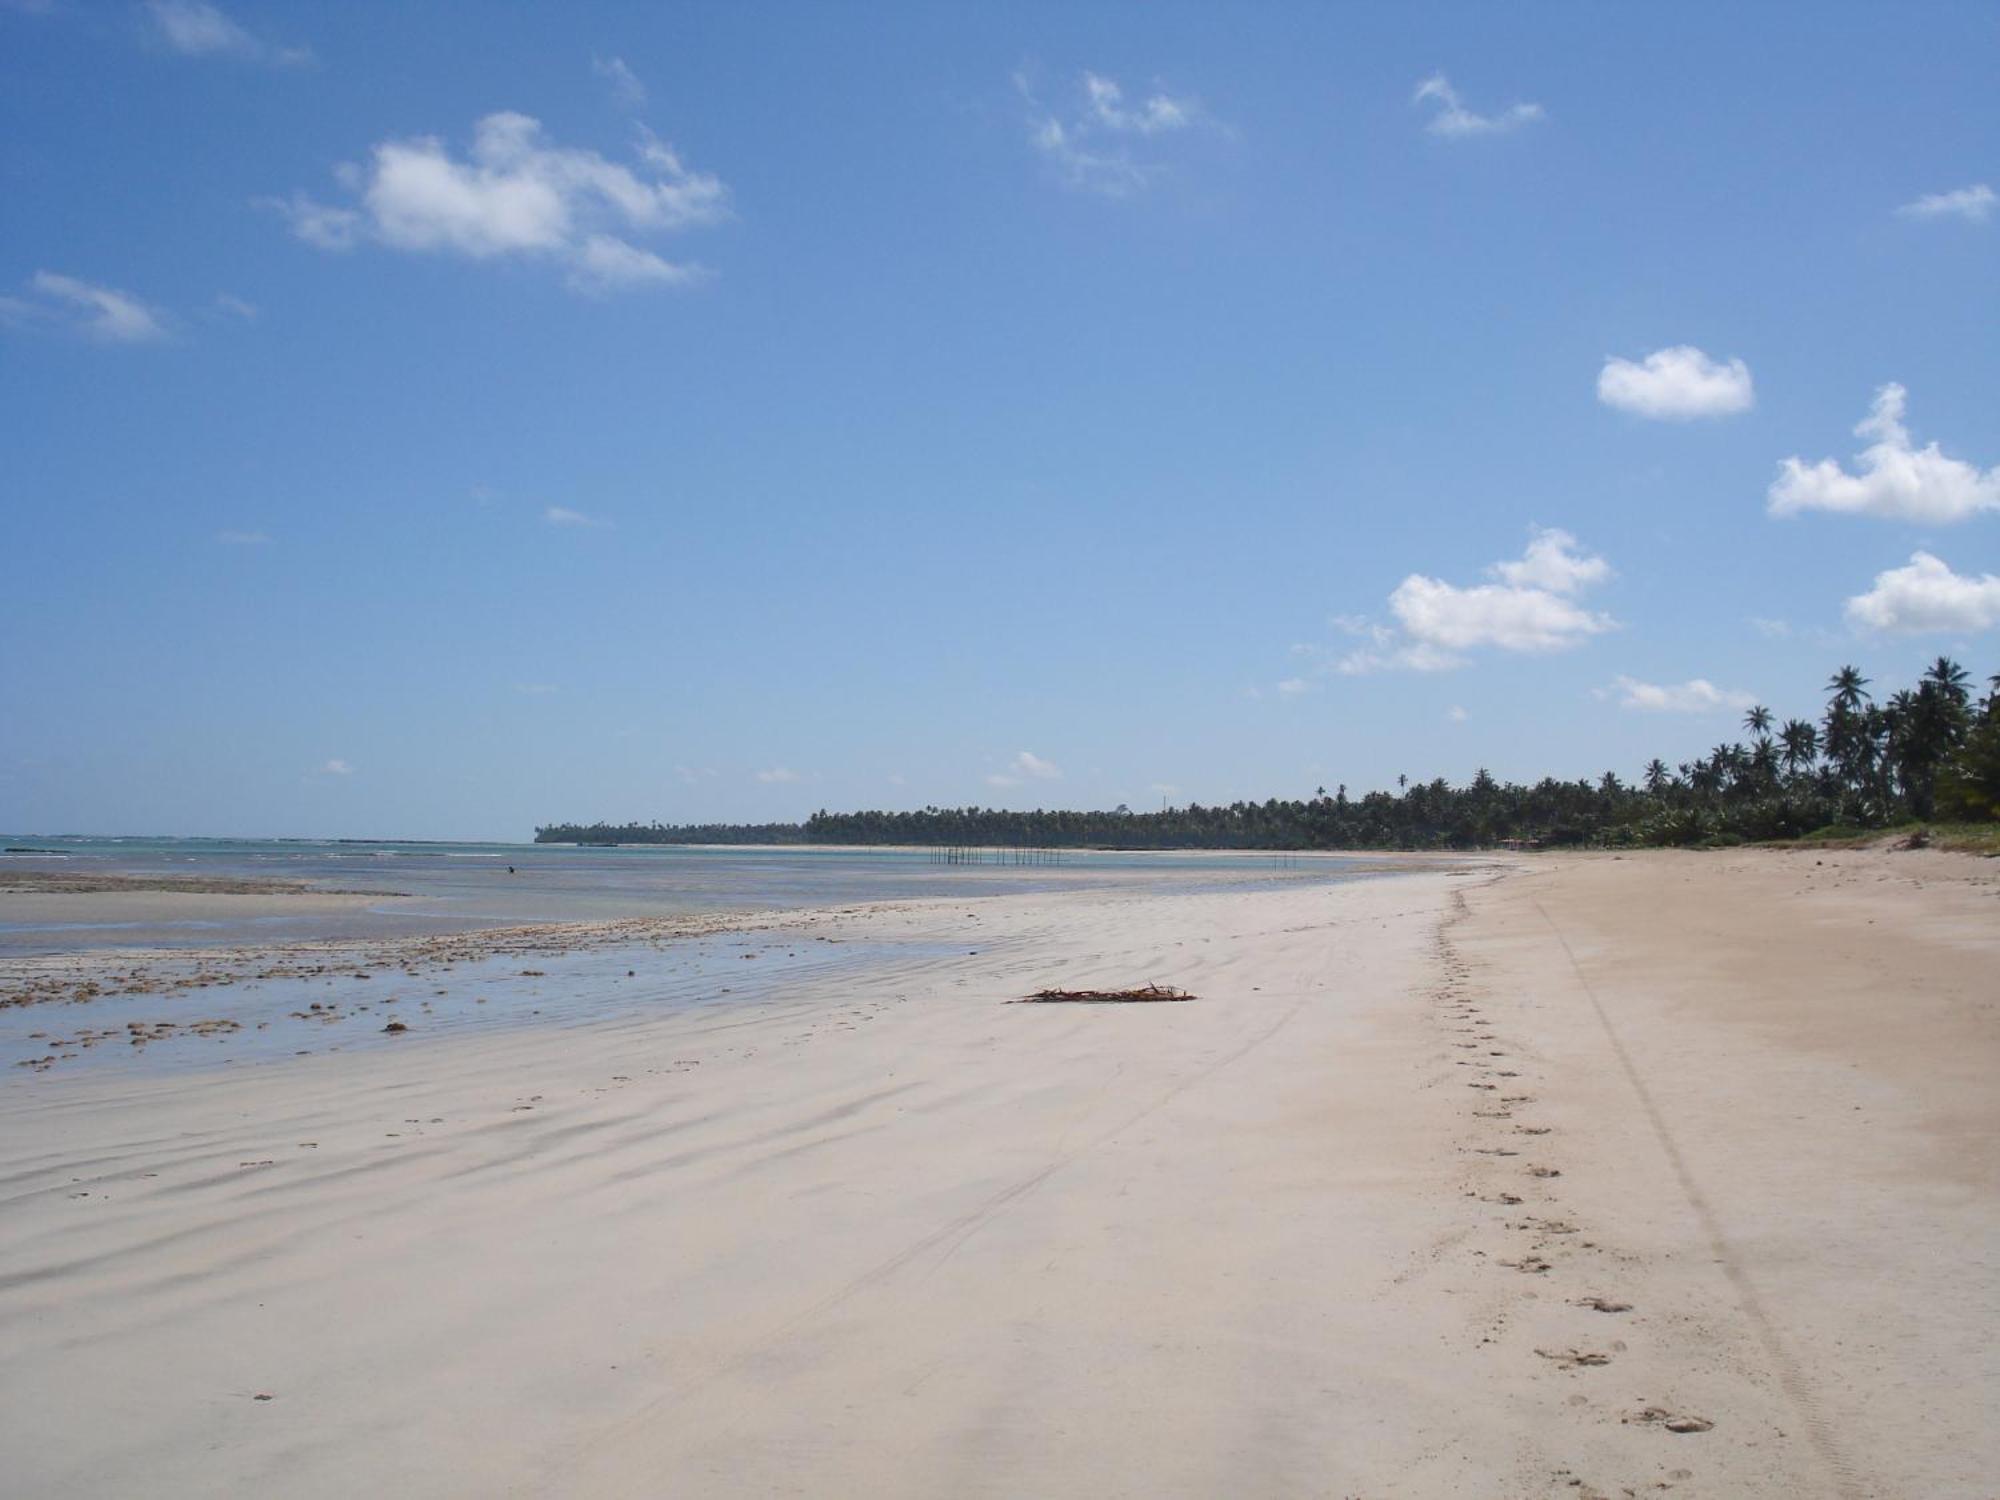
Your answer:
1430;889;1715;1484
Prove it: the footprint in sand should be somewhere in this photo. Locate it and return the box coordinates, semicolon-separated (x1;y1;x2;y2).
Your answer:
1574;1296;1633;1313
1528;1165;1561;1178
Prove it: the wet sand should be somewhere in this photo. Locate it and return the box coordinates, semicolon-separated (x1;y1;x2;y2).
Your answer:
0;850;1992;1496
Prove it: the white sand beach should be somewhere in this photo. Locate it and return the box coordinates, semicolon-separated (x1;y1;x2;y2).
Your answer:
1;849;1994;1497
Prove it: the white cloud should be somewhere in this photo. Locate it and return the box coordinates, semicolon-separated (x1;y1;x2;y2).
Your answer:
755;766;801;784
213;292;258;320
1447;705;1469;722
1844;552;2000;635
6;271;168;342
673;764;716;785
1387;573;1611;654
1490;526;1614;593
1017;69;1208;195
275;112;726;294
1083;72;1191;134
1011;750;1062;780
1333;528;1614;674
593;55;647;111
1607;676;1757;714
1897;184;1995;223
1412;74;1544;138
1750;616;1793;639
1596;346;1754;420
543;505;609;527
216;529;271;545
1769;384;1999;523
146;0;308;65
317;758;353;776
1275;677;1313;696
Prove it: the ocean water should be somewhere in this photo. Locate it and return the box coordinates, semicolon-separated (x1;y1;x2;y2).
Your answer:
0;836;1406;1076
0;835;1377;954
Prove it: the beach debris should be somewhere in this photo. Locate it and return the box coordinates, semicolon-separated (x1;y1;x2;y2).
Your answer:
1629;1407;1712;1434
1537;1347;1612;1368
1574;1296;1632;1313
381;1021;409;1034
1018;984;1195;1005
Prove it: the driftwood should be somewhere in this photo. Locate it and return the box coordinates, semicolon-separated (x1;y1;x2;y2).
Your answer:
1018;984;1194;1005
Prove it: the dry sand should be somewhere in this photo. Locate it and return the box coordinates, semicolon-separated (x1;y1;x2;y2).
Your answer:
0;849;1993;1497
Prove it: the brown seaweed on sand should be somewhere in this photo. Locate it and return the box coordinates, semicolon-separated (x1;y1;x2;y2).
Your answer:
1018;984;1195;1005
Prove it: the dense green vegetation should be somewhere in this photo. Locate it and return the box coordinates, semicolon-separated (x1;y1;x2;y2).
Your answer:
536;659;1999;852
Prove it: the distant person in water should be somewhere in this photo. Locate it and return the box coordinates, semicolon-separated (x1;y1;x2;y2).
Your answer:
507;866;516;875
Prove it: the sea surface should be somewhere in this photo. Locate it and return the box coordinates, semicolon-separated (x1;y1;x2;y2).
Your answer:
0;836;1405;1077
0;835;1376;954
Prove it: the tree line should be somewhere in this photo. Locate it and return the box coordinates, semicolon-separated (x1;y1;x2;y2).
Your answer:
535;658;2000;852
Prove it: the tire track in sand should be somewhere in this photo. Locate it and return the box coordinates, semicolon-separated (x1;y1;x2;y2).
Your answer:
1527;893;1865;1500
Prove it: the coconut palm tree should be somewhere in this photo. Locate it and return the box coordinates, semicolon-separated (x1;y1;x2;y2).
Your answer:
1828;665;1871;712
1778;719;1819;779
1744;704;1773;737
1924;656;1971;708
1643;758;1672;796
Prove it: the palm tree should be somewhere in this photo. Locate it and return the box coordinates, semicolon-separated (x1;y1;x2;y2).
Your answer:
1924;656;1971;708
1828;665;1871;712
1744;704;1773;737
1750;736;1780;784
1643;758;1671;796
1778;719;1819;779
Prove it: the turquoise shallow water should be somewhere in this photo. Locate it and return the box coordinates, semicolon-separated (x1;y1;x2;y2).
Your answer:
0;836;1371;954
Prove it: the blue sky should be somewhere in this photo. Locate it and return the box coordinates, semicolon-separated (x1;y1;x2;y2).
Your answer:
3;1;1996;840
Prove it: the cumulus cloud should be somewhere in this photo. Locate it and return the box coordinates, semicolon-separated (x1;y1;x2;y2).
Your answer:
755;766;801;784
1412;74;1543;137
1275;677;1313;697
1596;346;1754;420
1769;384;1999;523
1331;528;1614;674
1016;69;1208;195
1844;552;2000;635
275;111;726;294
1897;184;1995;223
1607;676;1758;714
543;505;609;527
317;758;353;776
3;271;168;342
1490;527;1614;593
146;0;308;65
1447;705;1469;723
